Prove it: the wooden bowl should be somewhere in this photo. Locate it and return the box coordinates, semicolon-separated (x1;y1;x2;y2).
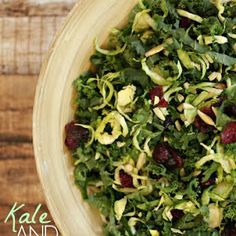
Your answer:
33;0;138;235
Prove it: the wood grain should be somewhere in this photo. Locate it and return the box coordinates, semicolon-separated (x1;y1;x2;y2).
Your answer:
0;75;59;235
0;158;44;203
0;75;37;141
0;0;76;17
0;0;76;234
0;76;40;202
0;16;67;75
0;0;76;75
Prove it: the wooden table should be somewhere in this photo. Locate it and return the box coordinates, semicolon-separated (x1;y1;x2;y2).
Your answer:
0;1;76;235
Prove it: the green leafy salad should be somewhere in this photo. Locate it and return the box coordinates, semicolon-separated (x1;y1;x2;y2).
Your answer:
64;0;236;235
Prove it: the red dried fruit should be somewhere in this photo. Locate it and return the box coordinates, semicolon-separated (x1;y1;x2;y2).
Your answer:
200;177;215;189
149;86;163;103
221;121;236;144
171;151;184;168
149;86;169;108
223;224;236;236
194;106;216;133
119;170;134;188
153;143;170;164
180;17;192;28
158;98;169;108
171;209;184;221
65;121;89;150
153;143;184;168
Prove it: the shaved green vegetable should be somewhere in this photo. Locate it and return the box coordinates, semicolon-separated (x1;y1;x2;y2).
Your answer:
132;10;156;32
141;59;171;85
95;38;126;56
177;49;194;69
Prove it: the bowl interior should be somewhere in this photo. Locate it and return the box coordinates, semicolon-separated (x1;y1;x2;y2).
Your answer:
33;0;138;235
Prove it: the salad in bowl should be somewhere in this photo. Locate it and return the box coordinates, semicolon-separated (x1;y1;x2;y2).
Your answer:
64;0;236;235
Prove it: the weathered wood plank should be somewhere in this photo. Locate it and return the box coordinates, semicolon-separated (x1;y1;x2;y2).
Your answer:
0;75;37;141
0;16;67;75
0;75;37;109
28;16;43;74
0;73;60;235
0;143;60;235
1;17;16;74
15;17;29;74
0;142;33;160
0;0;75;17
0;0;75;75
0;158;44;204
0;109;32;142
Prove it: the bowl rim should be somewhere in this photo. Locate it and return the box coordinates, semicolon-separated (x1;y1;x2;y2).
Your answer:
32;2;81;235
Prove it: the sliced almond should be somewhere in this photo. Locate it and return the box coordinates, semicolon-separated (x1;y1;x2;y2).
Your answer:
145;44;164;57
136;152;147;170
193;170;201;177
228;33;236;39
153;107;165;121
175;120;181;131
145;38;173;57
183;103;195;110
154;96;160;106
177;104;184;112
208;72;222;81
184;82;190;89
177;94;185;102
117;141;126;148
197;110;215;126
211;106;218;117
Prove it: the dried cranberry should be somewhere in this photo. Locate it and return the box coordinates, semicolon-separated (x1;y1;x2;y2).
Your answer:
153;143;171;164
221;121;236;144
200;177;215;189
223;224;236;236
158;98;169;108
194;107;216;133
119;170;133;188
202;107;215;117
65;121;89;150
171;209;184;221
149;86;169;108
224;103;236;118
149;86;163;103
153;143;184;168
180;17;192;28
171;151;184;168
